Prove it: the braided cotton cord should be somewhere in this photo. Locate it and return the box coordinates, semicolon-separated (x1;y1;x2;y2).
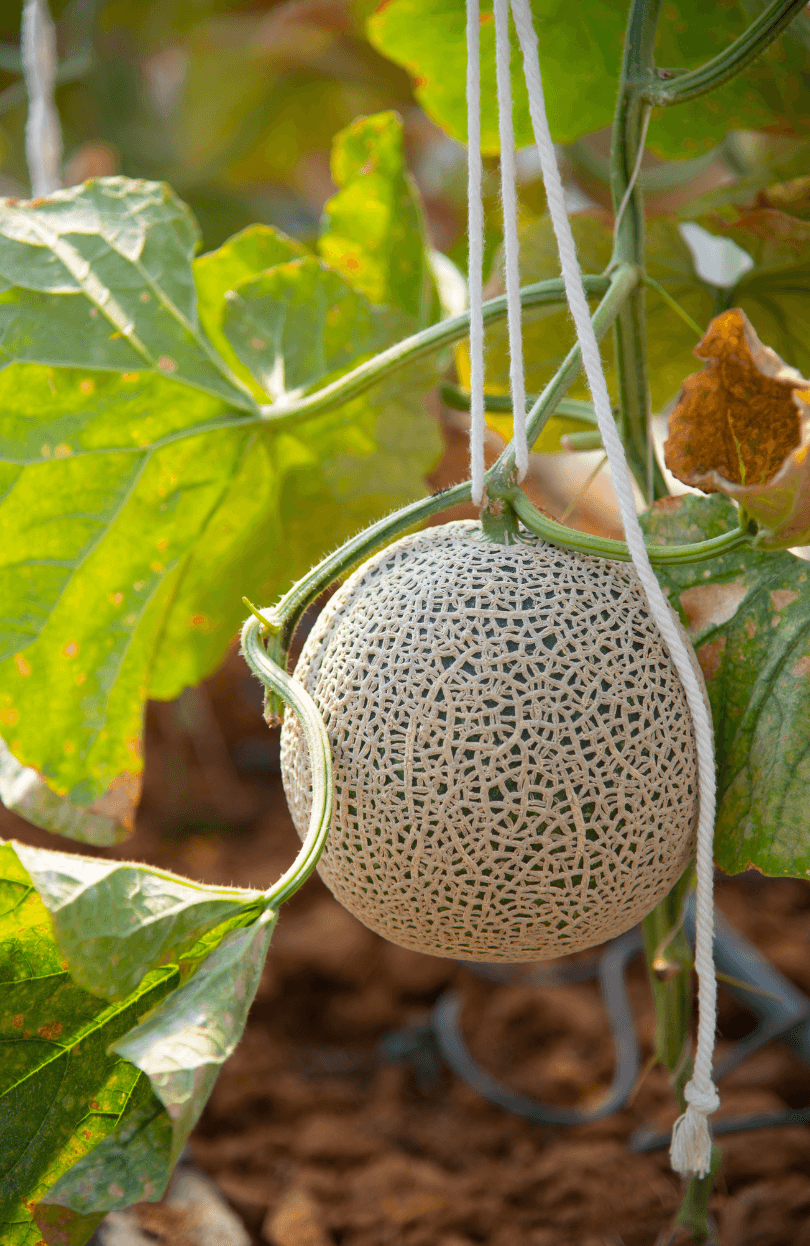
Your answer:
466;0;487;505
493;0;528;483
22;0;61;196
508;0;718;1178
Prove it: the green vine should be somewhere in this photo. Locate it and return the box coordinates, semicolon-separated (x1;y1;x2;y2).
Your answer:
240;615;334;906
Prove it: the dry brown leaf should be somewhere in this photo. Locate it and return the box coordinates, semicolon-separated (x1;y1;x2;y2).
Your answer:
664;308;810;548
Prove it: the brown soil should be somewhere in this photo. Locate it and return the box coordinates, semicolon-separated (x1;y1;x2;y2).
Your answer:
5;426;810;1246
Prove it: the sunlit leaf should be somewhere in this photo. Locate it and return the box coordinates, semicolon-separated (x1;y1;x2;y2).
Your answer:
0;839;271;1243
195;223;306;399
110;910;275;1167
319;111;437;324
0;180;440;838
665;308;810;549
367;0;810;158
12;842;261;1000
224;257;403;398
0;178;253;409
642;495;810;877
0;842;177;1243
33;1075;173;1246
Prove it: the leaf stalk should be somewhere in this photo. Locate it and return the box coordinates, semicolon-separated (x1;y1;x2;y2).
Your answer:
260;275;610;431
505;487;751;565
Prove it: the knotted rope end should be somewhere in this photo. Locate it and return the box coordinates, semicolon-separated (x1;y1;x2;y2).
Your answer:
669;1080;720;1179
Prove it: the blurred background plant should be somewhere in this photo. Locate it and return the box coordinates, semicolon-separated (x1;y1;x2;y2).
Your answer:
3;0;810;271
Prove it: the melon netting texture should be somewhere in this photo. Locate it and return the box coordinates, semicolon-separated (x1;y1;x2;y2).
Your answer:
280;521;699;961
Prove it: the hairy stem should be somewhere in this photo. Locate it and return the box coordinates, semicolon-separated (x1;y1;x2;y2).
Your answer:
266;483;472;649
440;384;598;426
642;874;694;1097
647;0;807;106
260;276;609;431
506;488;750;565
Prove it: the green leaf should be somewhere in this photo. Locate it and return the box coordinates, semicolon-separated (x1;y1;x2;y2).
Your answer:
0;360;257;820
222;256;443;574
319;112;437;325
0;183;440;837
367;0;810;158
33;1075;173;1246
110;910;275;1167
484;211;714;413
12;842;261;1000
224;257;405;398
0;840;272;1243
0;739;127;848
0;842;178;1243
642;494;810;877
0;178;253;411
195;224;306;400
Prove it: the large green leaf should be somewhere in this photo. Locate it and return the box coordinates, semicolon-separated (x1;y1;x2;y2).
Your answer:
367;0;810;158
0;362;257;828
0;839;273;1244
319;112;437;325
12;843;261;1000
111;910;275;1166
0;178;440;839
0;842;177;1244
484;211;714;413
643;494;810;877
0;178;253;409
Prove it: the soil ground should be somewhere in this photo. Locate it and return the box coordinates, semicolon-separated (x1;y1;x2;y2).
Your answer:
5;422;810;1246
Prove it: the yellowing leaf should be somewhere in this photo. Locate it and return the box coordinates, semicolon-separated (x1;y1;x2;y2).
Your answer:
665;309;810;550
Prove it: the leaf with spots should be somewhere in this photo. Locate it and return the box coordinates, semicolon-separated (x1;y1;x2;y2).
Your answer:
0;178;254;409
194;223;305;400
664;308;810;549
0;841;177;1244
318;112;437;325
0;178;439;840
0;840;273;1244
110;909;275;1166
642;493;810;877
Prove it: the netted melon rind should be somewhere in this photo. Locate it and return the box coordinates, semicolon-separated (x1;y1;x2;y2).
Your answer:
280;521;699;961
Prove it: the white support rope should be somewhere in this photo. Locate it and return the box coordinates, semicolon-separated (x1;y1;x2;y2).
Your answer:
22;0;62;196
504;0;719;1178
466;0;487;506
493;0;528;484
